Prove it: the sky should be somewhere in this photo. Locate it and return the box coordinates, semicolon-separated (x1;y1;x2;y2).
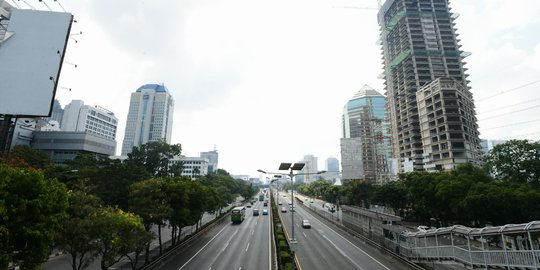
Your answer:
8;0;540;177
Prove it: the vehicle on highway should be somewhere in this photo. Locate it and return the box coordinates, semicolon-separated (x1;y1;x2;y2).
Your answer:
278;202;282;205
417;225;430;232
290;206;295;212
253;209;259;216
302;219;311;228
246;204;251;208
310;199;314;203
231;206;246;223
263;201;268;206
259;194;264;201
281;207;287;213
262;209;268;215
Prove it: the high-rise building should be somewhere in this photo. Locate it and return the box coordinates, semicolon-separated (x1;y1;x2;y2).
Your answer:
300;154;319;184
378;0;482;172
324;156;341;180
121;84;174;155
340;85;393;183
61;100;118;141
200;148;219;173
49;99;64;127
480;139;507;157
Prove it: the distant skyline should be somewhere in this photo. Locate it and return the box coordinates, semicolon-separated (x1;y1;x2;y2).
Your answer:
13;0;539;176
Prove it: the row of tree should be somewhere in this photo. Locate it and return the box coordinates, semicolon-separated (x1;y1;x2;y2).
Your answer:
296;140;540;227
0;141;256;270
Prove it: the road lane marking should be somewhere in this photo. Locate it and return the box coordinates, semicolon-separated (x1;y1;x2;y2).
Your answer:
313;208;391;270
302;232;307;238
221;229;239;252
322;234;365;270
245;242;250;252
179;225;230;270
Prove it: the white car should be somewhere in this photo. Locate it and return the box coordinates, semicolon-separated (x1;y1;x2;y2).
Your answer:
417;225;430;232
302;219;311;228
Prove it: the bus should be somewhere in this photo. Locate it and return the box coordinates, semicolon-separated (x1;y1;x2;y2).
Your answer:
259;194;264;201
231;206;246;223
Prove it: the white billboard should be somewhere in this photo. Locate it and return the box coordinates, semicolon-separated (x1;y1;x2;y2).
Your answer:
0;9;72;116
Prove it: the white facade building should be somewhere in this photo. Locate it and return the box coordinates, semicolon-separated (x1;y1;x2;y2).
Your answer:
61;100;118;141
301;154;319;184
170;156;209;180
122;84;174;155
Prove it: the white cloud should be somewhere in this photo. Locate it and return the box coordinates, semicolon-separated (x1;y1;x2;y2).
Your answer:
40;0;540;175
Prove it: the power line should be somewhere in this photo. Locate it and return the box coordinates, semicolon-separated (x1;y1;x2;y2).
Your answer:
499;132;540;140
475;80;540;102
479;118;540;131
477;104;540;121
476;98;540;115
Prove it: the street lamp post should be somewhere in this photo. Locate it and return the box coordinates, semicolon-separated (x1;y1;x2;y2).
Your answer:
258;163;326;243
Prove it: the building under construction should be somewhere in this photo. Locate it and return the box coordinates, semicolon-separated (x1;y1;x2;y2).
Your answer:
377;0;482;172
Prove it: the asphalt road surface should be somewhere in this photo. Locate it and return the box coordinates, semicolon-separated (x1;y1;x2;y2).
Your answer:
161;199;272;270
277;191;416;270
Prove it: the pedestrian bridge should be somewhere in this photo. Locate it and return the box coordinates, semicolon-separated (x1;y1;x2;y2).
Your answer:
340;205;540;269
393;221;540;269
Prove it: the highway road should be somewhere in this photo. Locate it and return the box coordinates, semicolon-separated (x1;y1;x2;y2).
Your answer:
161;197;273;270
276;191;416;270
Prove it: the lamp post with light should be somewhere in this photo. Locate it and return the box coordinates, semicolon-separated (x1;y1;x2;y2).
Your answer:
258;162;325;243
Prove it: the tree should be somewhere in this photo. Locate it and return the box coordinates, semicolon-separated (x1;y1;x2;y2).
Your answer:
126;140;183;178
55;191;102;270
163;177;190;246
485;139;540;184
400;172;439;224
187;181;208;231
344;180;374;208
93;159;150;211
0;164;68;269
129;179;170;260
371;181;407;216
94;208;150;270
5;145;52;170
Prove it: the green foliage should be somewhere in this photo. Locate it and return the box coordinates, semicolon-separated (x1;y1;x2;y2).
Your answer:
485;139;540;184
93;207;150;269
5;145;52;170
280;251;292;264
345;180;373;208
92;159;150;211
55;191;102;270
129;179;172;230
126;140;183;178
0;164;68;269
